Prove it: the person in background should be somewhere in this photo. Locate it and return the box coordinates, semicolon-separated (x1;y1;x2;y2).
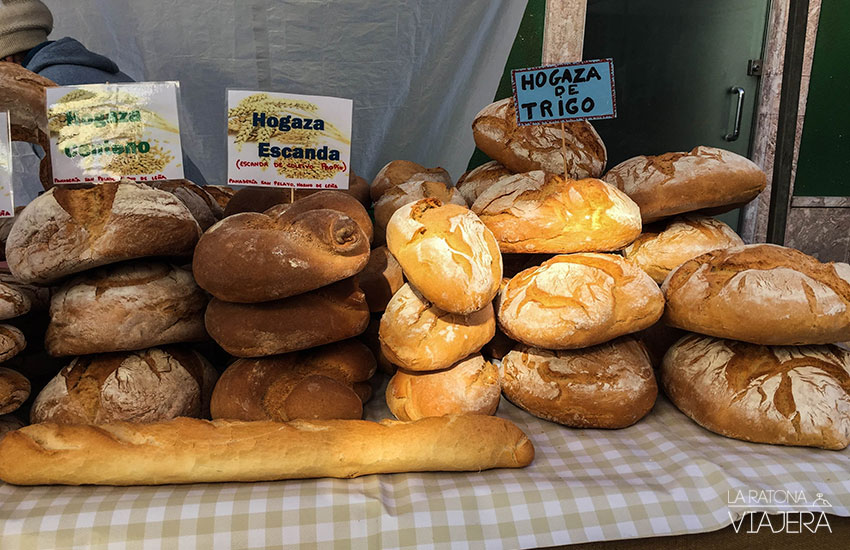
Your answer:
0;0;207;203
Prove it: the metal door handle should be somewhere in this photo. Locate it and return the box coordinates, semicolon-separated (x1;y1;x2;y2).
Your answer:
724;86;745;141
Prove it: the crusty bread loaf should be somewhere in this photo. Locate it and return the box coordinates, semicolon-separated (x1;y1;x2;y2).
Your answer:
603;146;767;223
663;244;850;345
0;280;31;321
224;172;371;216
0;325;25;363
268;190;373;243
472;98;606;178
456;161;512;207
0;206;25;260
370;160;452;202
0;414;23;442
661;334;850;450
357;245;404;312
6;181;202;284
379;284;495;372
624;215;743;283
501;337;657;428
386;198;502;314
472;171;641;253
0;414;534;485
0;269;50;311
499;254;664;349
45;261;208;356
0;367;30;415
386;354;500;421
193;205;369;303
30;346;218;424
151;180;224;230
205;277;370;357
374;180;466;242
203;185;235;209
210;339;376;422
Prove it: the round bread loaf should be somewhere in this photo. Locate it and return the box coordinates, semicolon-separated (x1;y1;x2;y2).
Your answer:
624;215;743;283
0;367;30;415
0;415;24;443
205;277;370;357
501;337;657;428
210;339;376;422
203;185;235;210
6;181;202;284
661;334;850;450
499;254;664;349
151;180;224;230
271;190;373;243
386;354;501;421
472;171;641;253
386;198;502;314
380;283;495;372
0;325;25;363
374;180;466;242
603;146;767;223
45;261;209;357
30;346;218;424
0;206;25;260
0;280;31;321
357;246;404;312
370;160;452;202
193;203;370;303
456;161;512;207
472;98;606;178
0;270;50;312
663;244;850;345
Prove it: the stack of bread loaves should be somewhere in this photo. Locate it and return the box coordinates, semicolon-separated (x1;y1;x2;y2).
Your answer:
3;180;222;425
0;274;36;441
194;190;377;422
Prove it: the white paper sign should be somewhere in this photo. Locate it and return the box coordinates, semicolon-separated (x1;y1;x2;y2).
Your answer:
45;82;184;184
0;112;13;217
226;90;352;190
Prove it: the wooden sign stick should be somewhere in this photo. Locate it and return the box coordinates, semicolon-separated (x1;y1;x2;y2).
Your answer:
290;188;295;203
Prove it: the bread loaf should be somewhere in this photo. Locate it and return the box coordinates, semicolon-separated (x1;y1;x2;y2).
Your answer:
0;270;50;311
661;334;850;450
357;245;404;312
224;172;371;216
386;198;502;314
6;181;202;284
603;146;767;223
0;367;30;415
501;337;657;428
205;277;370;357
456;161;512;206
472;98;606;178
386;354;500;421
499;254;664;349
30;346;218;424
374;180;466;242
0;415;23;442
203;185;235;209
624;215;743;283
210;339;376;422
0;325;25;363
663;244;850;345
379;284;495;371
0;414;535;485
370;160;452;202
151;180;224;230
0;206;25;260
0;280;31;321
472;171;641;253
268;190;373;243
45;261;208;356
193;205;369;303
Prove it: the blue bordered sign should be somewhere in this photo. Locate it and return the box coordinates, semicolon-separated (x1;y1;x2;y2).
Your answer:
511;58;616;126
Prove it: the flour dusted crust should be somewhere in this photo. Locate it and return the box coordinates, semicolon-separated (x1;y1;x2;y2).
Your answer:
45;261;209;356
499;254;664;349
501;337;657;428
603;146;767;223
624;215;744;283
0;325;25;363
472;171;641;253
662;244;850;345
30;346;218;424
386;354;500;421
456;161;513;206
0;280;31;321
386;198;502;314
369;160;452;202
661;334;850;450
6;182;202;284
0;367;30;415
373;180;466;241
379;284;495;372
472;98;607;178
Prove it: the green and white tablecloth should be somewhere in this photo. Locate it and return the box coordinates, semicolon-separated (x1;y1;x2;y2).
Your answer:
0;392;847;549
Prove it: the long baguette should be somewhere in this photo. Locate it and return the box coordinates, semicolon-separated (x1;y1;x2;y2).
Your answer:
0;415;534;486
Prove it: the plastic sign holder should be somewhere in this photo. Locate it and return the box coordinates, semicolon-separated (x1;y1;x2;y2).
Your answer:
0;112;13;217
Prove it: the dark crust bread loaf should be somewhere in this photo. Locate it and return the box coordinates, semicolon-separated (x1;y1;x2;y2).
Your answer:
210;339;376;422
205;277;370;357
501;337;657;428
472;98;606;178
223;172;371;216
0;367;30;415
602;146;767;223
662;244;850;345
456;161;513;207
661;334;850;450
202;186;236;209
0;280;31;321
0;325;26;363
369;160;452;202
6;181;202;284
151;180;224;230
357;246;404;312
266;190;373;243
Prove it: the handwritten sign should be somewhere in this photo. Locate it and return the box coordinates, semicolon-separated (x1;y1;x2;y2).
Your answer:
0;112;13;217
226;90;352;190
511;59;616;126
45;82;184;184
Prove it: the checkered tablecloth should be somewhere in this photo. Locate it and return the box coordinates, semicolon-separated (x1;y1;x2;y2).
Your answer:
0;390;847;549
